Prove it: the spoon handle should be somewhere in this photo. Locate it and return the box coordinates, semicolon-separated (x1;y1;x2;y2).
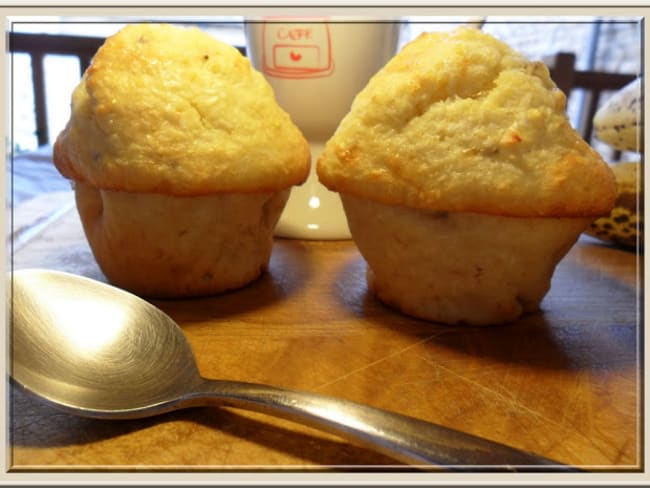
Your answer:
186;378;578;471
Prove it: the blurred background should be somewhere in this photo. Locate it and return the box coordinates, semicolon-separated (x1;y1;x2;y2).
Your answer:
8;15;642;159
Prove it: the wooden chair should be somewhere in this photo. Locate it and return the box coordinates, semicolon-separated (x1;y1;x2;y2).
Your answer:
545;51;637;159
9;32;106;147
8;31;246;147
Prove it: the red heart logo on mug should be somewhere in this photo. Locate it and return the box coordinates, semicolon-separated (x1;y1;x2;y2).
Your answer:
290;51;302;62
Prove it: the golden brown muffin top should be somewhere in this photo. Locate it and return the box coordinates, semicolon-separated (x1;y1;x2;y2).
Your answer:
54;23;310;195
317;27;616;217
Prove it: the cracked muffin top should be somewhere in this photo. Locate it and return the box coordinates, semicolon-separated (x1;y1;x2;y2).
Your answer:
316;27;615;218
54;23;310;195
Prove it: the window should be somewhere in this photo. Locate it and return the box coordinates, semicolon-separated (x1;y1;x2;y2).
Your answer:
9;16;246;153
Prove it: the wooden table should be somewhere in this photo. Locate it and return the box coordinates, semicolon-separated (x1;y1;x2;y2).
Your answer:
6;191;642;474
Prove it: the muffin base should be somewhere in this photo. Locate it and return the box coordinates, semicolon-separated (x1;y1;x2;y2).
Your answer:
75;181;289;298
341;194;591;326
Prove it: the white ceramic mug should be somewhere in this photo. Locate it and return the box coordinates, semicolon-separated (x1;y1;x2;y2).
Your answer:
245;17;401;239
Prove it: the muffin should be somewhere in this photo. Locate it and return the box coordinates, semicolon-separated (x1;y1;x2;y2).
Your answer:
317;27;616;325
53;23;310;297
585;161;642;249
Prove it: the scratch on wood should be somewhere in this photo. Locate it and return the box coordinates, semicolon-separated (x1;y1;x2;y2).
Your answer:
312;333;443;392
420;357;568;430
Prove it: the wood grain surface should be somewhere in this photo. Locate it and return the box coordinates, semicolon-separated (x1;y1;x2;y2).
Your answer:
7;192;641;471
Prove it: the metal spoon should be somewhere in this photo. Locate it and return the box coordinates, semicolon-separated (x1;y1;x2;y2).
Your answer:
9;268;578;471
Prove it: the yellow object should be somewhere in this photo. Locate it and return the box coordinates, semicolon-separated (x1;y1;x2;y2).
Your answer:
317;27;615;218
315;26;619;325
50;24;311;297
54;23;310;195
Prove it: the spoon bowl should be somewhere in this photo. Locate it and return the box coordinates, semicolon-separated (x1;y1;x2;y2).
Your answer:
9;268;579;470
11;269;203;414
